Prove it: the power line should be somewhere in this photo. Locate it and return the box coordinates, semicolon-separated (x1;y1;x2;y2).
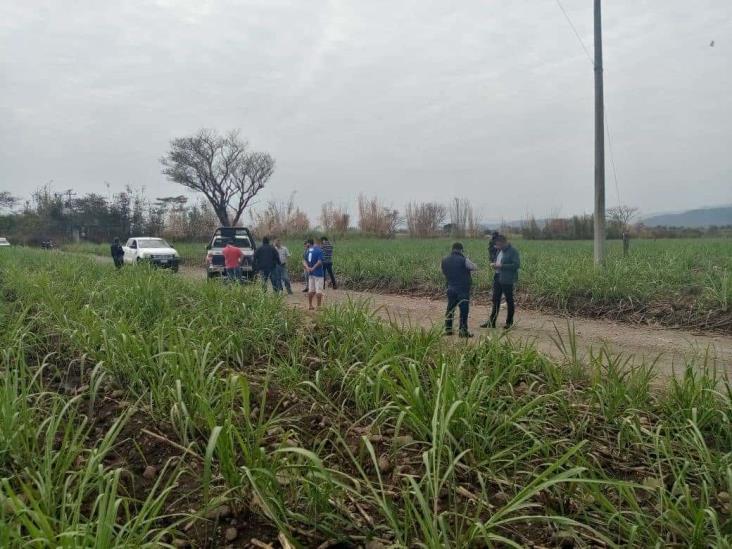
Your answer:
554;0;623;206
604;111;621;205
554;0;593;65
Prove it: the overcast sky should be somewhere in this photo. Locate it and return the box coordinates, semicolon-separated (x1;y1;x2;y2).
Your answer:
1;0;730;221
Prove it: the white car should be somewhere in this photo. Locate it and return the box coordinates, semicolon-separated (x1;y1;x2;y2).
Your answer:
0;237;10;247
123;237;180;271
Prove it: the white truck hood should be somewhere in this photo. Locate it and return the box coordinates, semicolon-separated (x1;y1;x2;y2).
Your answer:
139;247;178;256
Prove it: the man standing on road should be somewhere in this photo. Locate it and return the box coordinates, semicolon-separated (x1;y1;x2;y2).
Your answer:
488;231;500;264
320;236;337;289
222;241;243;283
301;240;310;293
303;238;325;310
254;236;282;292
441;242;477;338
482;235;520;329
110;238;124;269
274;238;293;295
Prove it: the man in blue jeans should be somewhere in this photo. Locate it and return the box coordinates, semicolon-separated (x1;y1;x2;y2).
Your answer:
274;238;293;294
441;242;477;338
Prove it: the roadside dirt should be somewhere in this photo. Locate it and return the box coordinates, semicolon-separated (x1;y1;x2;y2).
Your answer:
289;285;731;381
94;257;732;381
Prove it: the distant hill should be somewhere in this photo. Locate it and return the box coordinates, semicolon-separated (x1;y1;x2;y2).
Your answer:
640;206;732;228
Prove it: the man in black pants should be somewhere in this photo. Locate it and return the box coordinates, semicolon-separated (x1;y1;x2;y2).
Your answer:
110;238;124;269
481;235;520;329
441;242;477;338
254;236;282;292
319;236;337;289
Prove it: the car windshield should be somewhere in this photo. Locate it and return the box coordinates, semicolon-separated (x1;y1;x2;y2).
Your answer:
213;236;251;248
138;239;170;249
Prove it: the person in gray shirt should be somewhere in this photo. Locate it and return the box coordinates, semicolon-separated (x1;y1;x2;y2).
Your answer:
274;238;293;295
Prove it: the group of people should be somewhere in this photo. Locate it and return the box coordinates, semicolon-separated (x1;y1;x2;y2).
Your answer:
112;228;517;333
441;232;520;338
222;236;337;309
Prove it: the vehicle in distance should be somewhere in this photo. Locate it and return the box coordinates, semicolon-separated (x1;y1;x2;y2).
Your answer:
0;237;10;247
205;227;256;279
123;237;180;272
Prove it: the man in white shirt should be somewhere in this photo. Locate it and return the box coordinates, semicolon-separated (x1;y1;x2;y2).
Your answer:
274;238;293;295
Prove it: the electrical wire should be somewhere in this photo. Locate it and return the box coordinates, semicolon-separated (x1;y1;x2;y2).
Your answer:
554;0;593;65
604;111;622;205
554;0;623;205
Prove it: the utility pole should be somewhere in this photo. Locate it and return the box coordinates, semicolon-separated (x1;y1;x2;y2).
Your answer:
593;0;606;265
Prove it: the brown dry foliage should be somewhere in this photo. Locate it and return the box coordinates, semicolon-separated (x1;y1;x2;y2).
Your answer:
405;202;447;237
320;202;351;235
357;195;401;238
250;193;310;236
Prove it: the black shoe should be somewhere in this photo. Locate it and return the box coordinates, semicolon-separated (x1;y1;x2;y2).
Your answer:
479;321;495;329
503;324;513;330
459;331;474;338
444;330;454;336
301;288;308;293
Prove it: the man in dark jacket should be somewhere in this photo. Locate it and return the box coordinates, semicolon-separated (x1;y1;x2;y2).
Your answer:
441;242;477;338
482;235;520;329
254;236;282;292
110;238;124;269
488;231;500;264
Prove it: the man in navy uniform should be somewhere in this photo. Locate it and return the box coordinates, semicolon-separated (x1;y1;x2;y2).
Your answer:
441;242;477;338
482;234;520;329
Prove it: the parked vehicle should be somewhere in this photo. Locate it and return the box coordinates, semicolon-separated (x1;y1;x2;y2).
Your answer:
205;227;256;279
123;237;180;272
0;237;10;247
41;240;54;249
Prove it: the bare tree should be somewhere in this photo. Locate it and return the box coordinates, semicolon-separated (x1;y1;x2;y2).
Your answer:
0;191;18;211
320;202;350;235
160;129;274;227
405;202;447;237
448;197;472;237
606;205;639;232
357;195;400;238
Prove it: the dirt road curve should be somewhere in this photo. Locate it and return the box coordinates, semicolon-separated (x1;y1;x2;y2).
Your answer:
170;265;731;381
83;255;730;381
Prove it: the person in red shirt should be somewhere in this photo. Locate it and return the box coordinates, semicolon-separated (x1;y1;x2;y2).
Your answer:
222;242;243;282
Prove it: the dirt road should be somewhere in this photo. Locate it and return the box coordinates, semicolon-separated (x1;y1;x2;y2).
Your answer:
171;265;731;381
84;255;731;381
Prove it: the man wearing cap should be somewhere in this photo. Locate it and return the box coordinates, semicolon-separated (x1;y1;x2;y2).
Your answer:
441;242;477;338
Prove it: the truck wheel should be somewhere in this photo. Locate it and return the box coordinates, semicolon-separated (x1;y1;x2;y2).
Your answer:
172;265;179;273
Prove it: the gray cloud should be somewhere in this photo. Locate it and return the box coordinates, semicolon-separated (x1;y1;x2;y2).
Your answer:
1;0;730;221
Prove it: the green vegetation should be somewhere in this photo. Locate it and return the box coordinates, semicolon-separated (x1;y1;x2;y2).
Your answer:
1;249;730;546
64;237;732;331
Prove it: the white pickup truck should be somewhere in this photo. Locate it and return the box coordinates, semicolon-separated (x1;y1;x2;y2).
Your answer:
123;237;180;272
205;227;256;279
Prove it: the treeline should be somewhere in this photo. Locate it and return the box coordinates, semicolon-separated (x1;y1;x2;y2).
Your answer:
520;214;732;240
5;185;728;244
253;195;484;239
0;186;218;245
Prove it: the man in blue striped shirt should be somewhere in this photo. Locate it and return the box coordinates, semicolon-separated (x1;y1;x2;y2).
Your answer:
319;236;337;289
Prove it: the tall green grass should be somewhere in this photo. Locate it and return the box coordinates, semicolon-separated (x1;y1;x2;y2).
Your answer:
62;237;732;330
1;248;730;546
